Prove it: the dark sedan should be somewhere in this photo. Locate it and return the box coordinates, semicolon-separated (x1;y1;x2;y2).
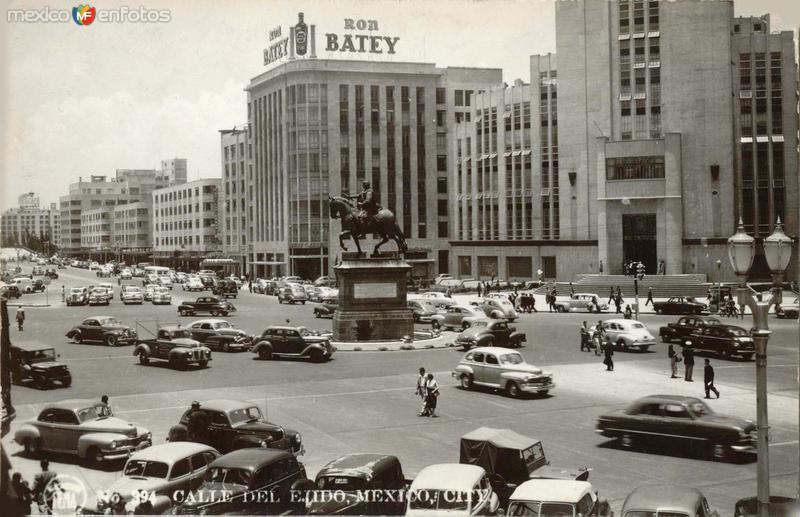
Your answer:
689;324;754;361
653;297;706;315
596;394;755;461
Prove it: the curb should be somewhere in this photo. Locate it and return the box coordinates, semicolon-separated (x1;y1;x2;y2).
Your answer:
7;303;51;308
332;334;455;352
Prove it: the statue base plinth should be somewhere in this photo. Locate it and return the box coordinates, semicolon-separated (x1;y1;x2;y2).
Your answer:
333;256;413;342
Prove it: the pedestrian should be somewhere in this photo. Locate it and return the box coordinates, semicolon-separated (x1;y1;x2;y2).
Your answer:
704;359;719;399
476;283;482;297
608;287;614;304
445;288;452;299
60;285;65;302
645;287;654;306
593;320;604;356
16;307;25;331
624;304;632;319
248;280;253;293
530;295;538;313
32;460;58;515
658;259;666;275
668;344;681;378
580;321;590;352
117;275;121;286
424;373;440;417
548;289;557;313
11;472;33;516
614;296;622;314
99;395;113;417
186;401;210;443
569;282;575;297
603;339;614;371
415;367;427;416
682;342;695;382
599;260;604;274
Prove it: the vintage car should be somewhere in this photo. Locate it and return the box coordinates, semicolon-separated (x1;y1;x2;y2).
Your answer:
10;344;72;388
455;320;526;350
143;283;158;301
307;454;407;515
157;276;174;289
120;268;133;280
32;266;45;276
459;428;589;507
659;315;722;343
314;275;336;287
66;316;138;346
453;348;553;398
188;319;250;352
688;324;755;360
14;399;151;466
172;399;303;455
1;284;22;298
431;305;486;331
98;283;115;299
313;302;338;319
211;278;238;298
601;319;657;352
134;326;212;369
734;495;800;517
596;394;756;461
251;326;335;362
143;273;160;286
178;296;236;317
621;485;719;517
653;296;707;315
508;479;611;517
406;464;500;517
121;286;144;304
407;298;440;322
302;284;320;301
79;442;220;515
44;267;59;279
152;286;173;305
553;293;607;313
95;267;112;278
183;277;205;291
88;287;112;306
478;297;518;321
776;298;799;319
277;284;308;304
66;286;90;306
171;448;310;515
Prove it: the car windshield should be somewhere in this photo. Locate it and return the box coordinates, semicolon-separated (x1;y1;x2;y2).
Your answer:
99;317;121;326
76;406;102;422
28;349;56;363
205;467;251;486
316;476;367;491
124;460;169;479
706;317;721;325
70;289;83;294
472;321;488;328
630;323;646;329
228;406;263;425
688;400;714;417
409;490;470;511
509;501;576;517
728;328;748;336
214;322;231;329
500;353;525;365
127;287;141;293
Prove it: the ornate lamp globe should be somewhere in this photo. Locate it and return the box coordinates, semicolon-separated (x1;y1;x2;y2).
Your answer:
763;217;793;274
727;219;756;276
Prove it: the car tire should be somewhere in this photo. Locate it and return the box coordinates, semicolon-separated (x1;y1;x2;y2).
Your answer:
259;348;272;360
105;335;117;347
556;306;565;313
24;438;41;458
73;333;83;344
138;353;149;365
462;322;471;330
506;381;521;398
310;350;324;363
617;339;627;351
620;433;636;449
85;446;103;468
431;321;441;330
210;309;219;317
460;374;473;390
314;311;321;319
301;301;306;305
62;377;72;388
199;360;208;368
742;353;753;361
180;309;188;316
655;308;662;315
720;348;731;360
222;343;230;353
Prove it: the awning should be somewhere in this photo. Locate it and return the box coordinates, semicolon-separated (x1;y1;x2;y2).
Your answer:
250;260;286;265
521;150;532;156
406;258;435;263
503;111;512;119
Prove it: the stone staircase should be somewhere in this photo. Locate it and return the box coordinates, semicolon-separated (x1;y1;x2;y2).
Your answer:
533;274;710;298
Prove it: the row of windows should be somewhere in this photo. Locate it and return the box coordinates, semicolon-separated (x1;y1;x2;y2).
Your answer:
606;156;665;180
155;235;215;246
155;186;215;203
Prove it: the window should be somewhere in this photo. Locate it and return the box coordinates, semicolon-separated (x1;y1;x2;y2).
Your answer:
606;156;665;180
171;459;191;479
438;221;448;238
485;354;499;365
455;90;464;106
436;88;446;104
437;177;448;194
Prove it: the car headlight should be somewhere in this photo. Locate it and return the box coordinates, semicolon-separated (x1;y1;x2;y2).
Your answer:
295;433;302;444
146;432;152;441
110;441;117;449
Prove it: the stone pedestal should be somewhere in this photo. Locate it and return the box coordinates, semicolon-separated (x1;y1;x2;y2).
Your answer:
333;254;413;342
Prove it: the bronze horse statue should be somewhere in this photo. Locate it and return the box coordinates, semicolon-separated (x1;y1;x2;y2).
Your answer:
328;196;407;257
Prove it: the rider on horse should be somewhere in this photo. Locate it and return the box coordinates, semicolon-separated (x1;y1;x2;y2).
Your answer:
345;181;381;230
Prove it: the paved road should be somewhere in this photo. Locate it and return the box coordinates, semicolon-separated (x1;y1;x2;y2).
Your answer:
3;265;799;514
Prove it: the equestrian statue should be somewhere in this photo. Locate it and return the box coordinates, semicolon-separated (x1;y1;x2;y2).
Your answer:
329;181;407;257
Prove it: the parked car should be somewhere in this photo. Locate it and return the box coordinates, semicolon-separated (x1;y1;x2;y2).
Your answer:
313;302;338;319
659;315;722;343
183;277;205;291
302;284;321;301
734;495;800;517
44;267;58;279
10;344;72;388
152;286;172;305
66;287;89;306
13;277;38;294
479;297;518;321
98;283;115;299
66;316;138;346
453;347;552;397
596;394;755;461
133;326;212;370
14;399;151;467
143;273;159;286
79;442;220;515
553;293;607;313
776;297;799;319
307;454;406;515
1;284;22;298
32;266;45;276
431;305;486;331
455;320;526;350
508;479;611;517
178;296;236;317
313;275;336;287
143;283;158;301
601;318;657;352
156;276;173;290
251;326;335;362
188;319;251;352
211;278;238;298
120;268;132;280
278;284;308;304
653;296;707;315
406;464;500;516
121;286;144;304
173;399;303;455
688;324;755;360
407;299;439;322
88;287;111;306
172;448;309;515
621;485;719;517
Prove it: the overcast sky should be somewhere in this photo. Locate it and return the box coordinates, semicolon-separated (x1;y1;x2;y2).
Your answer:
1;0;798;209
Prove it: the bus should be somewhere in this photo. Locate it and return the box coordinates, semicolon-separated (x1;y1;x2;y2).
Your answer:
143;265;171;278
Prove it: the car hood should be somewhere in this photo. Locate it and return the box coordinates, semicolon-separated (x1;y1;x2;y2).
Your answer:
235;421;283;434
307;492;362;514
80;417;141;436
302;335;330;343
104;325;134;332
504;363;548;376
457;327;488;339
31;361;68;370
702;414;755;432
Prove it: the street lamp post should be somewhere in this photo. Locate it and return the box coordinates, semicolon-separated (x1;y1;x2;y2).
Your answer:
727;217;793;517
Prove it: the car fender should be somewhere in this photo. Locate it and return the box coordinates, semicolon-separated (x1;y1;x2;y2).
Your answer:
430;314;445;324
252;340;274;354
509;331;527;343
500;371;532;383
299;343;326;356
453;364;475;377
489;310;503;319
14;423;42;445
231;434;265;450
133;343;152;357
463;316;481;326
65;328;79;338
475;333;494;347
77;432;131;457
556;302;571;311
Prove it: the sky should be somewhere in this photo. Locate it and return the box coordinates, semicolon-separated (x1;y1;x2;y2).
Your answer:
1;0;798;209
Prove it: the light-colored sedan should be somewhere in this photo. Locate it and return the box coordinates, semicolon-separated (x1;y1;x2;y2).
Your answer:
120;268;132;280
602;318;657;352
121;286;144;305
452;346;554;397
158;276;173;289
144;284;157;301
406;464;500;516
183;277;204;291
554;293;608;313
79;442;220;514
152;286;172;305
508;479;611;517
431;305;486;331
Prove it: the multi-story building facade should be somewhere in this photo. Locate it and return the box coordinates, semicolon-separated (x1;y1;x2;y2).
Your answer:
152;178;221;269
18;193;40;210
80;206;113;255
160;158;188;186
219;126;250;273
112;201;152;262
243;59;502;280
1;199;60;253
449;55;564;280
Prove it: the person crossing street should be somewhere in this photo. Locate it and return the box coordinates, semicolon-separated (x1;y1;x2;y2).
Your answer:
16;307;25;331
645;286;654;306
416;367;427;415
704;359;719;399
682;342;695;382
668;344;681;378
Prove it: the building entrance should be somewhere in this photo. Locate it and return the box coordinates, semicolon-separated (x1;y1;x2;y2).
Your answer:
622;214;657;274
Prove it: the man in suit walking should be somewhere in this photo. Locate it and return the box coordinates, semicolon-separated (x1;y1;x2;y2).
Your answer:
704;359;720;399
682;342;695;382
